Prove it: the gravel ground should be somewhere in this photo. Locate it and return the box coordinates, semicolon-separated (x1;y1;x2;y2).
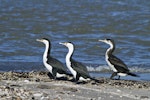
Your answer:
0;71;149;100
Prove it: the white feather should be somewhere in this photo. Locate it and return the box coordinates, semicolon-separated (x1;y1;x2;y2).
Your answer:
105;43;117;72
56;73;66;78
79;77;90;81
65;43;77;79
118;73;127;76
42;40;53;74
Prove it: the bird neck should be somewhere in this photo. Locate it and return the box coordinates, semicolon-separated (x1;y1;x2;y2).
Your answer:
65;46;74;71
106;43;115;56
66;46;74;64
43;42;51;61
65;46;77;78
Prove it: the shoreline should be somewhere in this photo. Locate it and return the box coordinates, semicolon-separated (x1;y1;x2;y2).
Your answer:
0;71;150;100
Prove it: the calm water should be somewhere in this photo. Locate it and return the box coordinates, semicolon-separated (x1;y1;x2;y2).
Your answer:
0;0;150;80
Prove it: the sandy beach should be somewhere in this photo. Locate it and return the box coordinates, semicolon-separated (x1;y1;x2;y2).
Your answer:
0;71;149;100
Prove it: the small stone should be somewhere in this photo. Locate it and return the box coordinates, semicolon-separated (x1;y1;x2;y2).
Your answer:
35;78;40;82
140;96;149;99
24;80;30;83
33;93;43;97
117;89;121;92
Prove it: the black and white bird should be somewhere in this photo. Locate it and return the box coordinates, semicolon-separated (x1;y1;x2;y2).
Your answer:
36;38;71;79
98;39;139;79
59;42;99;83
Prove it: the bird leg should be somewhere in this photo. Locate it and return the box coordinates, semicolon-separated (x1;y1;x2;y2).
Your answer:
110;72;117;79
47;72;55;79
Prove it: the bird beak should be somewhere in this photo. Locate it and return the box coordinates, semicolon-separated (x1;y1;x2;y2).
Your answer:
98;39;105;42
36;39;42;42
59;42;67;46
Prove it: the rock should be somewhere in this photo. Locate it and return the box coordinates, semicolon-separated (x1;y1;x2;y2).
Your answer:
24;80;30;83
140;96;149;99
33;93;43;97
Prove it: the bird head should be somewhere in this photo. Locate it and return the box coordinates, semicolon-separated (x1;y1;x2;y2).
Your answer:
36;38;50;45
59;42;74;49
98;39;114;45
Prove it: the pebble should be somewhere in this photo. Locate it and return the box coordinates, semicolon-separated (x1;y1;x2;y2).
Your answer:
24;80;30;83
117;89;121;92
33;93;43;97
0;72;149;100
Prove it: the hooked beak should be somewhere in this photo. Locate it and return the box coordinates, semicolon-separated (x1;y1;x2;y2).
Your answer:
59;42;67;46
36;39;42;42
98;39;105;43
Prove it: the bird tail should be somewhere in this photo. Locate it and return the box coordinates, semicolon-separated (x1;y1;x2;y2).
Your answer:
128;72;139;77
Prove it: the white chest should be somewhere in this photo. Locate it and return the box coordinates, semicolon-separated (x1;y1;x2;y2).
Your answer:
43;57;52;74
105;54;117;72
66;57;77;79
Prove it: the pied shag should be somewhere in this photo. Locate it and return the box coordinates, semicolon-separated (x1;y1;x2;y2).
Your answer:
36;38;71;79
60;42;99;82
99;39;139;79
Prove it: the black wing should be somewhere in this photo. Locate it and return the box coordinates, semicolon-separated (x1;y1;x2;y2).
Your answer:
71;59;90;78
47;56;67;74
108;55;129;73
